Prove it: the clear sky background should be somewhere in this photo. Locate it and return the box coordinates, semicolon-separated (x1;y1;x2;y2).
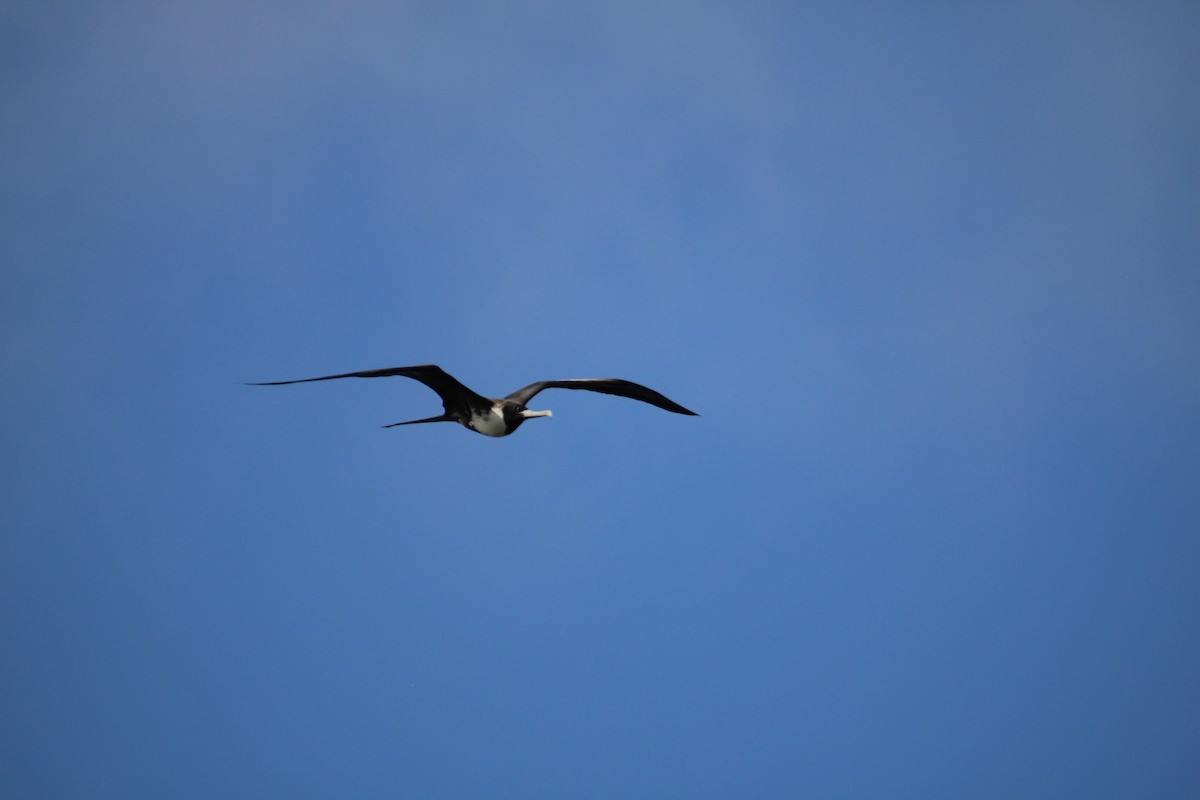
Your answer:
3;2;1198;797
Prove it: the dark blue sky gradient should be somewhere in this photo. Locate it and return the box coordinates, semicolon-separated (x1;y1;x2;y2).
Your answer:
3;2;1198;797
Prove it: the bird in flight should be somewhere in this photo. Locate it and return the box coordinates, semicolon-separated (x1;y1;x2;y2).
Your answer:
249;364;697;437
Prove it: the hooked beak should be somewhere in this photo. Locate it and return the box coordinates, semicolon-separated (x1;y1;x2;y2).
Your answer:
520;409;553;419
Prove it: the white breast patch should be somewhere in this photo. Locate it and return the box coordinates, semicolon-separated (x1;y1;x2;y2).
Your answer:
468;406;509;437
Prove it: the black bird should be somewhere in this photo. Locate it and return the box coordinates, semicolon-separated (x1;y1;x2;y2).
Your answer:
249;364;697;437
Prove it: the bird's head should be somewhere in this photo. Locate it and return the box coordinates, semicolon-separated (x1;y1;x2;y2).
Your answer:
501;400;552;431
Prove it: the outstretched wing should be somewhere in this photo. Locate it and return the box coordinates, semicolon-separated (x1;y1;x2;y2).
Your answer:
505;378;698;415
248;364;491;414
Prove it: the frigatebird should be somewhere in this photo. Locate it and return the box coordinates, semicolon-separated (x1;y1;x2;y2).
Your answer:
249;364;697;437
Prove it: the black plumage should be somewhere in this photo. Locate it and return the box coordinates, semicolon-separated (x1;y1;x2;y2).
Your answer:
249;364;697;437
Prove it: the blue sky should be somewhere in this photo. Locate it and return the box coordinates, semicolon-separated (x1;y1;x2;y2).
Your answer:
3;2;1198;797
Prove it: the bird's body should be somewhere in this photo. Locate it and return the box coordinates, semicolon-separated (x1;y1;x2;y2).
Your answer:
461;401;546;437
249;364;696;437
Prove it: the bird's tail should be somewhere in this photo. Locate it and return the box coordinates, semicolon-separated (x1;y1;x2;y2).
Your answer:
382;414;455;429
